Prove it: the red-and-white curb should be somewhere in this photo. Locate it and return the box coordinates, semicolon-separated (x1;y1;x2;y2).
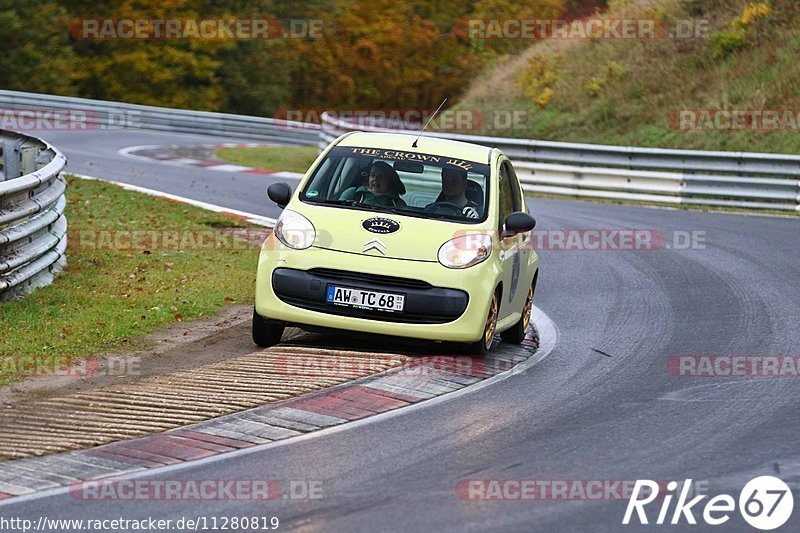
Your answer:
118;143;305;179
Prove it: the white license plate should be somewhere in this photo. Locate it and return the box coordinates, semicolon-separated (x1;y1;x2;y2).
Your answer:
326;285;405;312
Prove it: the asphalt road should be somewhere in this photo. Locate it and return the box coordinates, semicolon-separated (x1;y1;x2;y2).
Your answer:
3;129;799;532
32;129;299;218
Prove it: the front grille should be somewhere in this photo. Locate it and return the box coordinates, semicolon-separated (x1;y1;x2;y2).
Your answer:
271;268;468;325
308;268;432;290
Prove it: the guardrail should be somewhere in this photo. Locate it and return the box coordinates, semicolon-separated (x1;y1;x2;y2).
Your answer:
0;90;320;146
320;113;800;212
0;130;68;300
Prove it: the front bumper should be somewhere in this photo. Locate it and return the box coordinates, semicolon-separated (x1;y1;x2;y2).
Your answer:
272;267;468;324
255;238;499;343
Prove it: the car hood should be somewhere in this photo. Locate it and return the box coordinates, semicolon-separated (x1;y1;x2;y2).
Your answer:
299;203;481;262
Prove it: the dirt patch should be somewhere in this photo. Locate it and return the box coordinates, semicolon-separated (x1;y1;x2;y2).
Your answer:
0;304;421;460
0;303;453;412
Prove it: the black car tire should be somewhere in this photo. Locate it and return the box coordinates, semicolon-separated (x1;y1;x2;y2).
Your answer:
252;308;285;347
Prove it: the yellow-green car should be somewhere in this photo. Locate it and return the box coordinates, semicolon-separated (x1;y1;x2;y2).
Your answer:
253;131;538;355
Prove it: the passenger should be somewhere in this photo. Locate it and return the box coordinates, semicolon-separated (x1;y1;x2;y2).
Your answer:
427;167;480;218
339;161;407;207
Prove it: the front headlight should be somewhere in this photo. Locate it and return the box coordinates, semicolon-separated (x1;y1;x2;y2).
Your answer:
274;210;316;249
438;233;492;268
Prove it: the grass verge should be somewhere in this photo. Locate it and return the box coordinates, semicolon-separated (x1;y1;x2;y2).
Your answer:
216;145;318;174
0;176;265;386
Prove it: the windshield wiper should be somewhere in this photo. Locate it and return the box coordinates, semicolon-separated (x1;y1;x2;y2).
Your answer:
418;212;462;221
308;199;397;213
306;199;466;221
308;199;356;206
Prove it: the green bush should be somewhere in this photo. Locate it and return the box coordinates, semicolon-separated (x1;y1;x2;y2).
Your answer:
710;27;750;58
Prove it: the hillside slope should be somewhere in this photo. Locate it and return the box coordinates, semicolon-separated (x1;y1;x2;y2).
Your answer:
456;0;800;154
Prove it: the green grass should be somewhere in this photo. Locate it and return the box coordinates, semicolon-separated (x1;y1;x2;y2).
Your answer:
216;145;318;174
0;176;264;386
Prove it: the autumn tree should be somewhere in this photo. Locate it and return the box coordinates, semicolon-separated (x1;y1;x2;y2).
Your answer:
290;0;482;110
1;0;578;114
0;0;79;95
61;0;222;110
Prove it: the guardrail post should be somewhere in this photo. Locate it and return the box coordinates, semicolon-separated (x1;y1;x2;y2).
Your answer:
796;178;800;213
35;149;54;170
20;143;38;175
1;138;22;181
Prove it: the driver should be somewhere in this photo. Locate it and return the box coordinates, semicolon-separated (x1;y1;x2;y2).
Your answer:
427;167;480;218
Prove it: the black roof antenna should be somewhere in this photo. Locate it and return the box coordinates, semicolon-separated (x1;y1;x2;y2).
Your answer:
412;98;447;148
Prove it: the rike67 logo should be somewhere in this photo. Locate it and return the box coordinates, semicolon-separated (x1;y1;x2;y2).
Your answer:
623;477;794;530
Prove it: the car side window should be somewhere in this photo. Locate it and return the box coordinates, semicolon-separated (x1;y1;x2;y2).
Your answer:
498;162;515;232
505;161;524;213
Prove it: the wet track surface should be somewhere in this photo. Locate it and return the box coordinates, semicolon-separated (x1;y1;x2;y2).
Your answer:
3;129;799;531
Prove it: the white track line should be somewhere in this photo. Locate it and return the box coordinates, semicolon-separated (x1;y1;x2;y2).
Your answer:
118;144;306;179
117;144;166;162
70;173;276;227
0;307;558;507
206;164;253;172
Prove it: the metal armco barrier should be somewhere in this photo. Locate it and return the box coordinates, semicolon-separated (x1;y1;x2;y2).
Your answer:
0;90;320;145
319;113;800;212
0;130;68;300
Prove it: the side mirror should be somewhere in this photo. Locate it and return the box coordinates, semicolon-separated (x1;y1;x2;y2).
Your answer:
267;182;292;208
502;212;536;238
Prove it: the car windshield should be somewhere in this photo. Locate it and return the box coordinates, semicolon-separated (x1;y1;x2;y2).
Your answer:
299;145;491;223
